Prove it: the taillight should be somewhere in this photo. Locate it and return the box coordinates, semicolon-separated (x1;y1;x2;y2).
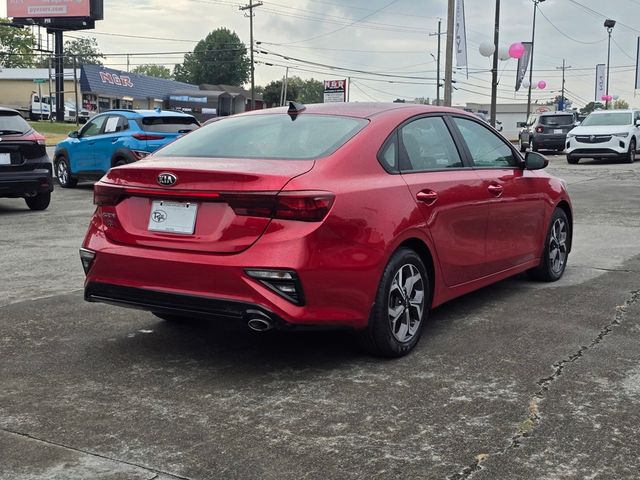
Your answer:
226;191;335;222
132;133;165;141
93;183;124;206
536;126;544;133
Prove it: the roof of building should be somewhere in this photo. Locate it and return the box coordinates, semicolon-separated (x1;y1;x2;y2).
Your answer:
80;64;198;99
200;83;263;101
0;68;80;80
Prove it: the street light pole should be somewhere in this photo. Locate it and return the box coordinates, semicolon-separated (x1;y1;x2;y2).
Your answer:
526;0;545;122
490;0;500;128
604;19;616;109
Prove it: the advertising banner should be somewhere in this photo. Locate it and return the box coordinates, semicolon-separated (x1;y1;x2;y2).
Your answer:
515;42;532;91
323;79;346;103
595;64;606;102
455;0;468;70
7;0;91;18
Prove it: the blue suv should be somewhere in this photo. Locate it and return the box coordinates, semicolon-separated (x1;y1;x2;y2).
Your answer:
54;109;199;188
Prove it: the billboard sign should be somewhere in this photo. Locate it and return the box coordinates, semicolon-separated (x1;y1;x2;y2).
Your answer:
7;0;91;18
323;79;346;103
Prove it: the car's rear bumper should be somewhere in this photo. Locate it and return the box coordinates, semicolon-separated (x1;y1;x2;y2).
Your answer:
533;134;566;149
0;164;53;197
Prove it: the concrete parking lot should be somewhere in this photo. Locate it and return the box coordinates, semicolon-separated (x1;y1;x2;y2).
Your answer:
1;155;639;479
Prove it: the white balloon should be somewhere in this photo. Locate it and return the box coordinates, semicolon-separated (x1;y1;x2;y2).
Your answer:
522;80;530;88
479;41;495;57
498;46;511;61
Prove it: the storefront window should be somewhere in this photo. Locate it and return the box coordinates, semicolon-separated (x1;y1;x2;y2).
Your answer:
82;94;97;112
98;97;111;111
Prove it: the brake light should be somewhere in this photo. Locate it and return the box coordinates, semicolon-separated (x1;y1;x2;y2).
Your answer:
226;191;334;222
132;133;165;141
94;183;124;206
536;126;544;133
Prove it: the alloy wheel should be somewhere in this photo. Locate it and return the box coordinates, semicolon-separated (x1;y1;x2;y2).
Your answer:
549;218;568;275
57;160;68;185
388;264;425;343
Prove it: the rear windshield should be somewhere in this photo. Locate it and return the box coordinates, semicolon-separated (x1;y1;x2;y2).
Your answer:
540;115;574;126
0;112;31;135
582;112;632;126
156;114;368;160
140;116;199;133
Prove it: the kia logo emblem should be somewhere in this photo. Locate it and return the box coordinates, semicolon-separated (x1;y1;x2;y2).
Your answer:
157;173;177;186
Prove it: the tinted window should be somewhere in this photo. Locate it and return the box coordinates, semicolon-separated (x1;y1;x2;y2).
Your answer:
400;117;462;172
453;117;518;168
140;116;199;133
378;132;398;172
0;111;31;135
81;116;107;137
540;115;574;126
582;112;632;126
157;114;368;160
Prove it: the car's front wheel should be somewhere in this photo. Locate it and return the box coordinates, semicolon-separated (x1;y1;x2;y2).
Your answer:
357;248;430;357
528;208;570;282
626;138;636;163
56;156;78;188
567;156;579;165
24;192;51;211
519;137;527;153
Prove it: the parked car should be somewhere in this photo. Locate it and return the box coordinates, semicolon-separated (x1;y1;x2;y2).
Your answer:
80;102;573;357
0;107;52;210
473;112;503;132
566;109;640;164
518;111;578;153
53;109;199;188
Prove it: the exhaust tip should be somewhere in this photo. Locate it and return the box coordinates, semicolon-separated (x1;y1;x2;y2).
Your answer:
245;310;274;332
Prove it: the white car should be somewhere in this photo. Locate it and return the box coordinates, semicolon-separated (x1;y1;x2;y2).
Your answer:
566;109;640;164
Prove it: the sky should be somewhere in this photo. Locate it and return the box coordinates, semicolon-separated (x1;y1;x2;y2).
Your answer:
3;0;640;108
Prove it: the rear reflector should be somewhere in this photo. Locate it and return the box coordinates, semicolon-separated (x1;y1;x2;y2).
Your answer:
79;248;96;275
536;127;544;133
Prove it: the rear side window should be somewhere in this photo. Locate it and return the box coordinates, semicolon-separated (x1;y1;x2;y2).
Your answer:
156;114;368;160
540;115;574;126
140;116;199;133
0;112;31;134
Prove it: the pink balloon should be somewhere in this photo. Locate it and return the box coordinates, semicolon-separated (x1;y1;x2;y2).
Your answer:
601;95;608;101
508;43;525;59
537;81;547;90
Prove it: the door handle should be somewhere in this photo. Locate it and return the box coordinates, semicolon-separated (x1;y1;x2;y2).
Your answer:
416;190;438;205
488;184;503;197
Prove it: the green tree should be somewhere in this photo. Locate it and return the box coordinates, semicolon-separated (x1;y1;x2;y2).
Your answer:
288;77;323;103
261;79;299;107
63;37;104;67
0;19;36;67
580;102;605;115
174;28;249;86
132;64;173;79
613;98;629;109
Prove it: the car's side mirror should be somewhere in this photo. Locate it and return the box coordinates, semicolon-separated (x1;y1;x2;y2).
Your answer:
517;122;526;128
635;119;640;127
68;131;79;138
574;121;581;127
524;151;548;170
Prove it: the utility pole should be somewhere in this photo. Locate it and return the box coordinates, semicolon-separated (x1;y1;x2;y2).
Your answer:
490;0;500;127
240;0;263;111
429;19;443;105
127;54;130;72
526;0;545;123
444;0;455;106
556;59;571;111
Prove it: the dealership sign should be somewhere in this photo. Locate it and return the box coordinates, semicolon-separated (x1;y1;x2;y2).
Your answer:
7;0;92;18
100;72;133;88
323;79;346;103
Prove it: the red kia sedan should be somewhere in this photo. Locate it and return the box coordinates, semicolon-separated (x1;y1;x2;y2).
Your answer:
81;103;572;357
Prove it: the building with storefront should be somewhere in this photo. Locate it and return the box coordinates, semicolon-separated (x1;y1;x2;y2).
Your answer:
0;68;80;113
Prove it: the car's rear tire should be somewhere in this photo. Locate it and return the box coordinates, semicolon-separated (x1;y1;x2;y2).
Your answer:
357;248;430;358
567;156;579;165
56;156;78;188
527;208;570;282
24;192;51;211
626;139;636;163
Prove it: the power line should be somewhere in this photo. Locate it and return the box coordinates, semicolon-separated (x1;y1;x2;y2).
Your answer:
538;6;606;45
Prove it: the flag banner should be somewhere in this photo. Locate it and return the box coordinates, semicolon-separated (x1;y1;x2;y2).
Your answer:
595;64;606;101
515;42;532;91
455;0;468;72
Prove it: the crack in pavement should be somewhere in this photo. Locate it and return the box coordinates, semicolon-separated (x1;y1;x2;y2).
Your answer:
446;289;640;480
1;428;192;480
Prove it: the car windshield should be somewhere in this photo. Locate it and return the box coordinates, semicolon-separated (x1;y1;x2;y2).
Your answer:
156;113;369;160
540;115;574;126
0;112;31;135
582;112;632;126
140;116;200;133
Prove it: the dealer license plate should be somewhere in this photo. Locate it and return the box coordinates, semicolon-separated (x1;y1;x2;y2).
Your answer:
554;129;563;134
0;153;11;165
148;200;198;235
